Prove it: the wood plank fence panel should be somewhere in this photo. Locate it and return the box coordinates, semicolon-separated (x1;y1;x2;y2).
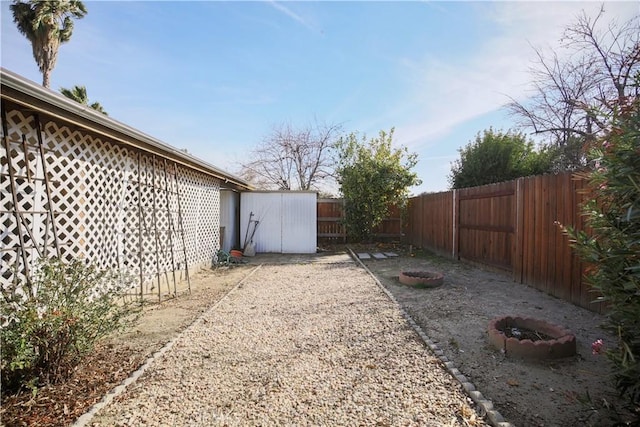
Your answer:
316;199;402;242
540;174;551;295
317;199;345;242
374;204;402;237
424;192;450;255
406;191;453;255
516;173;599;311
457;181;516;271
560;173;574;304
407;196;423;247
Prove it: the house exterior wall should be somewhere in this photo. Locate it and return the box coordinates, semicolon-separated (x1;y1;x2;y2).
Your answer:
1;106;221;296
240;192;317;254
219;190;239;252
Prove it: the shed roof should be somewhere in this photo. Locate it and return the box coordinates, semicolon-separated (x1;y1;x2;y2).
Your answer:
1;68;252;191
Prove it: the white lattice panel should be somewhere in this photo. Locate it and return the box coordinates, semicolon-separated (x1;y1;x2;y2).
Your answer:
1;110;51;286
1;104;222;298
179;166;220;269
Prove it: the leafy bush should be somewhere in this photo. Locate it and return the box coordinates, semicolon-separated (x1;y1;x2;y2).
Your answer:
1;257;139;394
336;128;420;242
566;93;639;419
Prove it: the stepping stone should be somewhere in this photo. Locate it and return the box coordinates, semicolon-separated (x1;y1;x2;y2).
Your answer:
371;253;387;260
357;253;371;259
383;252;399;257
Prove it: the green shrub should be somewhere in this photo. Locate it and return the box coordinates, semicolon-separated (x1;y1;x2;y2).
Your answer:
336;128;420;242
566;93;639;419
0;257;139;394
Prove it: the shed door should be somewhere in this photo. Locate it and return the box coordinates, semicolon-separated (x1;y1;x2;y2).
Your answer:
241;193;282;253
281;193;317;253
240;192;317;254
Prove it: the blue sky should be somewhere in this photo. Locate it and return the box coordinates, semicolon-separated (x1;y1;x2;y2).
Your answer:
2;1;638;195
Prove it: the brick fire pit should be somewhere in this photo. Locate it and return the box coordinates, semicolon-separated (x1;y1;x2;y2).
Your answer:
398;270;444;288
488;315;576;359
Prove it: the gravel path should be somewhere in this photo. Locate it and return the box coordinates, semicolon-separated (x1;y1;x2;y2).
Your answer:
89;261;486;426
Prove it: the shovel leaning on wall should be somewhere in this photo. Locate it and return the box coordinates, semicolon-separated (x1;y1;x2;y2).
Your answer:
243;218;259;257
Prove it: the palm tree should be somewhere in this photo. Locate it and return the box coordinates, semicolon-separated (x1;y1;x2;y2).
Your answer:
60;85;108;115
10;0;87;88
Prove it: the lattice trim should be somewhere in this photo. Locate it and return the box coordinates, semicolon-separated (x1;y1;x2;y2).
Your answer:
1;105;221;298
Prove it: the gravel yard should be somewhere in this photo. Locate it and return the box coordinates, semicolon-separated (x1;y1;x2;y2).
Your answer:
88;261;486;426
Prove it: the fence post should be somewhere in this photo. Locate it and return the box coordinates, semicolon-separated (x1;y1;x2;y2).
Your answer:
342;198;346;243
452;189;458;259
514;177;525;283
418;194;425;248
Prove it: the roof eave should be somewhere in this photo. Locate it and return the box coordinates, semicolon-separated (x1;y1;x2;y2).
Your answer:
1;67;253;192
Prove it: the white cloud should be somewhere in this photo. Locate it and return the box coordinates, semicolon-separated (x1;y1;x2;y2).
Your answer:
267;1;318;33
393;2;639;151
386;1;639;193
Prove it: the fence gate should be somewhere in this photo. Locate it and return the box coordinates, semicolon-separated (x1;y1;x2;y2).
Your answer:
455;181;517;272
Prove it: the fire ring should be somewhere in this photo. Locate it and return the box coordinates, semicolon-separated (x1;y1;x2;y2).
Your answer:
488;316;576;359
398;270;444;288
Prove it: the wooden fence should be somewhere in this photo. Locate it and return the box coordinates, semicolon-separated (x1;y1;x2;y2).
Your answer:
406;172;599;312
317;199;403;243
317;199;347;242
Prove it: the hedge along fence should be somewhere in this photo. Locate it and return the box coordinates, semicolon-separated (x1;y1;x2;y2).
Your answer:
405;172;600;313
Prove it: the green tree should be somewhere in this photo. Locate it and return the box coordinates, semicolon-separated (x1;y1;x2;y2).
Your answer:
336;128;420;242
565;93;640;419
449;128;555;189
60;85;107;115
10;0;87;88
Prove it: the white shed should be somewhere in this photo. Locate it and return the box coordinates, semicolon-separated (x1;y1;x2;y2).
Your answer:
240;191;317;254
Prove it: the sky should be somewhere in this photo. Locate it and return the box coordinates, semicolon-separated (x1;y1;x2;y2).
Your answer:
1;1;638;195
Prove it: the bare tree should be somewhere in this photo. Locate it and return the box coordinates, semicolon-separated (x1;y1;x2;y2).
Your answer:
508;7;639;168
239;121;343;191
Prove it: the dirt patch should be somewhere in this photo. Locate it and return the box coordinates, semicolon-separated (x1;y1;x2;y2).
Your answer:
358;245;623;426
0;265;255;427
